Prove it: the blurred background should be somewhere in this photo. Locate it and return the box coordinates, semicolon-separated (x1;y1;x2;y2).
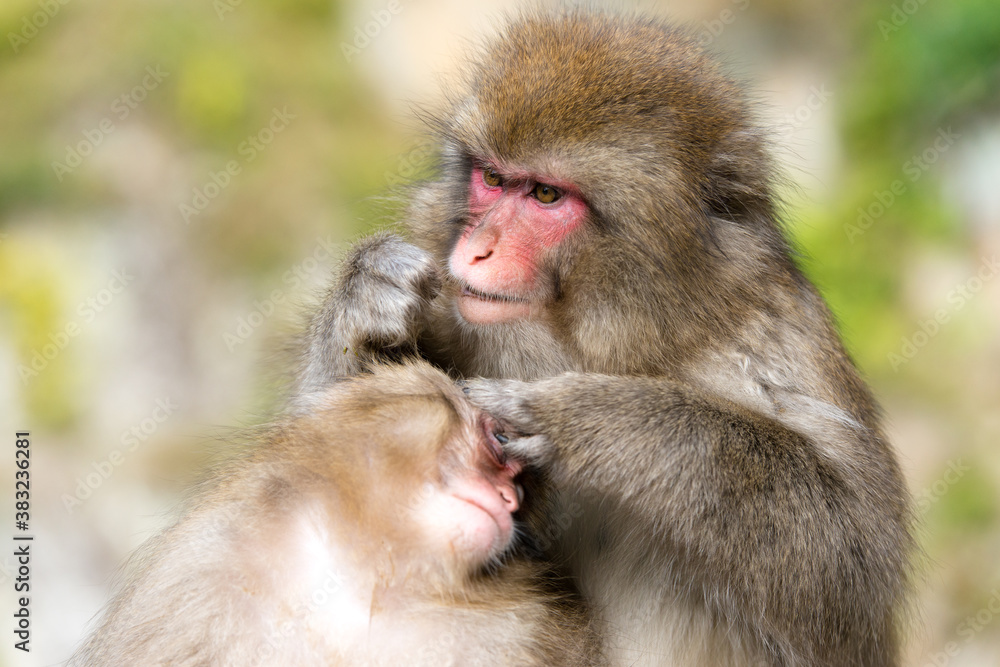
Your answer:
0;0;998;664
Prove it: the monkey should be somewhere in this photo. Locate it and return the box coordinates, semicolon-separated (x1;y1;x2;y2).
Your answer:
296;8;913;667
70;362;602;667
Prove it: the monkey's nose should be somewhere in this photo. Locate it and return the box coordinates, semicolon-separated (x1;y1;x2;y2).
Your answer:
499;483;521;512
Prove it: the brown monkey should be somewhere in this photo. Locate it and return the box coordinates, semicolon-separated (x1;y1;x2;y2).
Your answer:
71;363;601;667
298;9;913;667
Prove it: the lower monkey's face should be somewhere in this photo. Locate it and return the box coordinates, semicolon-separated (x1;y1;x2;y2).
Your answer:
417;411;523;565
316;365;526;575
448;162;588;325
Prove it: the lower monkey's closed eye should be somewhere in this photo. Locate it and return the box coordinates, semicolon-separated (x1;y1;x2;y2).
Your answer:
486;431;508;467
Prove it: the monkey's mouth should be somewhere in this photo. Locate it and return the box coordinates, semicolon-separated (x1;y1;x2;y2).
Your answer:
460;284;528;304
450;485;518;537
457;283;533;324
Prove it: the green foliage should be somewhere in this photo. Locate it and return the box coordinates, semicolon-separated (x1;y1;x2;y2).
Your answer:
0;238;80;429
927;462;998;540
846;0;1000;158
791;0;1000;383
0;0;409;428
175;51;249;137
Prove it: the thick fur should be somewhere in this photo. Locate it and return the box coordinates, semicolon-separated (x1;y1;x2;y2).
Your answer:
72;364;601;666
299;9;913;667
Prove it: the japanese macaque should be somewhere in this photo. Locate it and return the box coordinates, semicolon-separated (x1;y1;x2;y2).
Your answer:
297;9;914;667
71;363;601;667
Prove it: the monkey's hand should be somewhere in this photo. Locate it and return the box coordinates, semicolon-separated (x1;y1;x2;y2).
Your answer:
338;233;441;350
297;234;441;394
464;378;557;467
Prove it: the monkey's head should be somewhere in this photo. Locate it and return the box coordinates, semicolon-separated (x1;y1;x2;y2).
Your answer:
300;363;524;578
420;10;792;376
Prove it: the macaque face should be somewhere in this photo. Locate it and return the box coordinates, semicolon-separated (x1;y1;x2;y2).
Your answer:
414;407;523;566
448;162;589;325
301;365;528;577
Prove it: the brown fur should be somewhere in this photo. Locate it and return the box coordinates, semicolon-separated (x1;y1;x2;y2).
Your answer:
298;8;913;667
71;363;602;666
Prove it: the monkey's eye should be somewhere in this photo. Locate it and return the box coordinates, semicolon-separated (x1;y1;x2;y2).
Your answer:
532;183;560;204
482;167;503;188
486;431;508;467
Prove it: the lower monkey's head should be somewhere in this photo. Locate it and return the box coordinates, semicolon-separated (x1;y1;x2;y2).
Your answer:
297;363;524;576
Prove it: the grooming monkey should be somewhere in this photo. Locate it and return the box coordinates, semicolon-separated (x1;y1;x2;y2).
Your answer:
71;363;601;666
298;9;913;667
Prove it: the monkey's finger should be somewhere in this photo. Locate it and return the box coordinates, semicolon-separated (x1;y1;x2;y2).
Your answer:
463;379;537;432
376;238;441;299
501;435;554;467
416;268;442;302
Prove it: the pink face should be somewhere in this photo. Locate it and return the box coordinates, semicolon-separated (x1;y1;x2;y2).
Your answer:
449;162;589;324
419;412;524;564
442;414;523;559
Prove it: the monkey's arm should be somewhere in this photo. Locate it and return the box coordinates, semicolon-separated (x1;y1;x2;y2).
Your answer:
296;233;440;397
467;373;911;661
